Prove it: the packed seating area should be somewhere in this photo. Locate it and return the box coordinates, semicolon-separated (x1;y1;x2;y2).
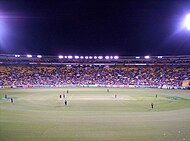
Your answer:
0;65;189;88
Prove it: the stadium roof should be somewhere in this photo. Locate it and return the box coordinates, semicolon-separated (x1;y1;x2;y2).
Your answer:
0;54;189;66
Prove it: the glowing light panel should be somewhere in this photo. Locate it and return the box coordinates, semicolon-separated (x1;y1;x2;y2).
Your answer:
68;56;73;59
114;56;119;59
58;55;63;59
74;56;79;59
27;55;32;58
37;55;42;58
98;56;103;59
105;56;109;59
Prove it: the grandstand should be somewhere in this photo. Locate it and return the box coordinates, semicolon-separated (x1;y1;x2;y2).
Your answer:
0;54;190;141
0;54;190;89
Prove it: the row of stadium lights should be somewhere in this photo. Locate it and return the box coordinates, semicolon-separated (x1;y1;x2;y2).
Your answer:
58;55;119;59
14;55;119;59
14;55;163;59
15;55;42;58
136;56;162;59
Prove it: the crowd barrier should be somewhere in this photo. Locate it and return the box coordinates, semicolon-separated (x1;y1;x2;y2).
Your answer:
0;84;188;90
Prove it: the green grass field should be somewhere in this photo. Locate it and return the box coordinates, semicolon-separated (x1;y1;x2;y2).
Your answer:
0;88;190;141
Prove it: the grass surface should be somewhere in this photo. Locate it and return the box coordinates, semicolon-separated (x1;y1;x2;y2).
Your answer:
0;88;190;141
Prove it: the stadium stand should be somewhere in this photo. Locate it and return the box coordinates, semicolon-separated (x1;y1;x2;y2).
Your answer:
0;54;190;89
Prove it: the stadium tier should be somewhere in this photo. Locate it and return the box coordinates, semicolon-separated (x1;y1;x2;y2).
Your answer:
0;54;190;65
0;54;190;89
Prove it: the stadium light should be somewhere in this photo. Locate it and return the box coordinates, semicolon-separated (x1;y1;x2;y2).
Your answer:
27;54;32;58
37;55;42;58
85;56;89;59
136;56;140;59
80;56;84;59
89;56;93;59
114;56;119;59
15;55;20;57
144;56;150;59
110;56;113;59
58;55;63;59
185;13;190;30
158;56;162;59
94;56;97;59
105;56;109;59
74;56;79;59
64;56;67;58
98;56;103;59
68;56;73;59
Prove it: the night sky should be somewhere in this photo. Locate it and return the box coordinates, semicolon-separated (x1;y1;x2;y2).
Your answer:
0;0;190;56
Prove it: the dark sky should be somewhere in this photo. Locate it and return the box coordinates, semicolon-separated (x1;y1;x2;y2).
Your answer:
0;0;190;56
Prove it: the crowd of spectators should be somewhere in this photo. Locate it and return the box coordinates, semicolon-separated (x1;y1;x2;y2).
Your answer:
0;65;189;87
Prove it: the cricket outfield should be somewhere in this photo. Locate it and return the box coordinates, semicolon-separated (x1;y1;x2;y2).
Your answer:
0;88;190;141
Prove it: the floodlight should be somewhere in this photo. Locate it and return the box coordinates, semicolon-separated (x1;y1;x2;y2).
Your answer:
58;55;63;59
80;56;84;59
110;56;113;59
74;56;79;59
105;56;109;59
27;55;32;58
135;56;140;59
158;56;162;59
144;56;150;59
185;14;190;30
89;56;93;59
98;56;103;59
85;56;89;59
114;56;119;59
94;56;97;59
15;55;20;57
68;56;73;59
66;65;71;67
65;56;67;58
37;55;42;58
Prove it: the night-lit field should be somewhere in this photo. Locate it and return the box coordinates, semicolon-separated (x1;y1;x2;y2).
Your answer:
0;88;190;141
